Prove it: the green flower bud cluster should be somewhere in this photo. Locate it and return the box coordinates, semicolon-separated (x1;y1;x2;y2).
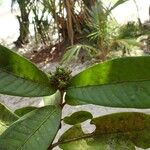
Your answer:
50;67;72;90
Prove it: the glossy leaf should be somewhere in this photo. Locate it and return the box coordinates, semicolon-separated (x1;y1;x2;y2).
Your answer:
66;56;150;108
0;105;61;150
0;103;18;134
14;106;37;117
59;125;135;150
63;111;93;125
43;90;61;106
0;45;55;97
58;112;150;150
65;95;87;106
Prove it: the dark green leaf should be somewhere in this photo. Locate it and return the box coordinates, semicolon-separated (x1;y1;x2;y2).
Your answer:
58;112;150;150
59;125;135;150
0;45;55;97
14;106;37;117
63;111;93;125
65;95;87;106
0;105;61;150
66;57;150;108
91;112;150;149
0;102;19;134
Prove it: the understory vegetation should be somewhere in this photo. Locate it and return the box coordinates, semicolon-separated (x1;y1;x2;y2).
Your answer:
9;0;150;63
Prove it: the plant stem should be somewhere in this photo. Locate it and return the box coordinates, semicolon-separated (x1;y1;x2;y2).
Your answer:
48;90;64;150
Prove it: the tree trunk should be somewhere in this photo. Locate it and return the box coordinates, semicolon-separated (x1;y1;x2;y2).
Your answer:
82;0;97;10
14;0;30;47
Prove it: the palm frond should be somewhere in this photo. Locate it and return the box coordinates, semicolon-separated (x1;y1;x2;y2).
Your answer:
108;0;129;13
61;44;97;64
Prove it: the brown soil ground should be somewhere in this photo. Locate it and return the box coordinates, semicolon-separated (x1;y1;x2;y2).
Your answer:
25;42;66;64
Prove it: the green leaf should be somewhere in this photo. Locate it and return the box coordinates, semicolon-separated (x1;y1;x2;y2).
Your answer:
61;44;97;64
0;105;61;150
91;112;150;149
14;106;37;117
0;102;19;134
58;112;150;150
65;95;87;106
43;90;61;106
63;111;93;125
59;125;136;150
66;56;150;108
108;0;129;13
0;45;55;97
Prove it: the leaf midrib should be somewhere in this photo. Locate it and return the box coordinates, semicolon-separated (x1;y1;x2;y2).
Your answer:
0;122;8;128
17;108;57;150
58;127;148;147
0;68;49;88
69;79;150;89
